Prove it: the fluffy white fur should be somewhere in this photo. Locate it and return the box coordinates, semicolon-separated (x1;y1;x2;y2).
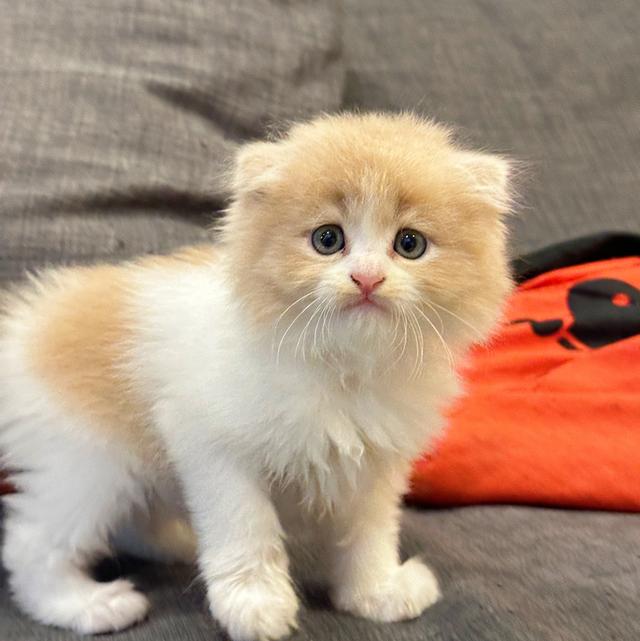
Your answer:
0;113;512;640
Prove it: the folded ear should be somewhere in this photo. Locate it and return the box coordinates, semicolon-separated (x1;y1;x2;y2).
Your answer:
232;141;281;196
457;151;512;212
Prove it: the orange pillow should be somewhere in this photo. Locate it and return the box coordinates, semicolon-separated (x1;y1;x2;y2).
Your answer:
410;255;640;511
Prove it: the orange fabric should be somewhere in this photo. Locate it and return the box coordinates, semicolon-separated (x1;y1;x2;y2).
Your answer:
410;256;640;511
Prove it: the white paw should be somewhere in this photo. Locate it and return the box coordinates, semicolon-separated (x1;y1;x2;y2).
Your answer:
333;558;440;622
208;575;299;641
70;579;150;634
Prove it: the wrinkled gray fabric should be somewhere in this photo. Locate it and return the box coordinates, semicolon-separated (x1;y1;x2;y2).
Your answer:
1;0;639;284
2;506;639;640
0;0;344;281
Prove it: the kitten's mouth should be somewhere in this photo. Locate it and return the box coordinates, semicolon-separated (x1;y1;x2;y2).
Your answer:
344;295;387;313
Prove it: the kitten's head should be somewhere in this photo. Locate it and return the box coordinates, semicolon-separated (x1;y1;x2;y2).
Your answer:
221;113;513;369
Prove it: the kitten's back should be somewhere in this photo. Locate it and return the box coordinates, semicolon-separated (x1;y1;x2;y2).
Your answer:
0;245;217;451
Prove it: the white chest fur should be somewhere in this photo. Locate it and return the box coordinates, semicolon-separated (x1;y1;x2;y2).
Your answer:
130;266;453;510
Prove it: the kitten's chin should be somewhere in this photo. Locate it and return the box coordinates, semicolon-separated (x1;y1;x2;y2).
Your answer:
330;301;394;347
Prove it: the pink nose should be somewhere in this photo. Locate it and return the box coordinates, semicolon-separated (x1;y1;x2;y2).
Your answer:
351;272;385;296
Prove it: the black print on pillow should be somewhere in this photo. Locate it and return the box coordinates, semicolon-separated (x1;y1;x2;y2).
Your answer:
512;278;640;350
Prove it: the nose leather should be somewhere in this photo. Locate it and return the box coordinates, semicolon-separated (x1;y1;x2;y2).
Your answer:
351;272;385;296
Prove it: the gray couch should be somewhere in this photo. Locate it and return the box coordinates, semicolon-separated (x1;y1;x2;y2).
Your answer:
1;1;639;639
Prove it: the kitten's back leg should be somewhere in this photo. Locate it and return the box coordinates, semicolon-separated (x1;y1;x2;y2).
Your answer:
1;420;151;634
112;498;197;565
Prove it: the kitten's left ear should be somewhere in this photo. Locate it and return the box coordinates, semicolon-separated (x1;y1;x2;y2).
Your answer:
457;151;512;212
232;141;281;196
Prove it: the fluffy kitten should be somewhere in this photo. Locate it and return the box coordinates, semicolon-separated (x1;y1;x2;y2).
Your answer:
0;113;512;640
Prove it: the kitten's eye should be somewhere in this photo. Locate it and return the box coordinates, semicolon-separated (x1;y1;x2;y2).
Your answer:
394;229;428;260
311;224;345;255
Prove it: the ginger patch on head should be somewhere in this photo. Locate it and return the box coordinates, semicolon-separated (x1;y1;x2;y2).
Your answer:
220;112;514;360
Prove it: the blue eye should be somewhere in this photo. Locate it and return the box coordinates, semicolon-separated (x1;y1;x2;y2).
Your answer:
311;225;345;255
394;229;428;259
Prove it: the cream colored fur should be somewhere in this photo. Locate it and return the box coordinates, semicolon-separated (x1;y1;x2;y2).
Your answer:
0;113;512;640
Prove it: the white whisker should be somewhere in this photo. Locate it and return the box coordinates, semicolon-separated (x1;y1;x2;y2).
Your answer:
295;298;325;362
422;299;445;334
313;299;332;358
323;302;338;352
413;305;455;370
401;311;409;363
388;308;409;373
311;303;324;357
407;307;424;380
389;307;402;352
425;299;484;340
271;291;316;353
275;297;319;365
307;297;330;362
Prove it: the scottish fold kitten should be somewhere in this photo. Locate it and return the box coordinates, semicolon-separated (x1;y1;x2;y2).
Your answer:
0;113;512;640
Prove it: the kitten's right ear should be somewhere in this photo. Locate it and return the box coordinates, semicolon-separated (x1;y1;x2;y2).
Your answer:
457;151;512;213
232;142;281;196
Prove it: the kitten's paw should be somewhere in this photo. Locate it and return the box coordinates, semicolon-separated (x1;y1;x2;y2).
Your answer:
333;557;440;622
59;579;149;634
208;575;299;641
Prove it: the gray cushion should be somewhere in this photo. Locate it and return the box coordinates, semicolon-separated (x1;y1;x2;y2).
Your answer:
2;506;640;640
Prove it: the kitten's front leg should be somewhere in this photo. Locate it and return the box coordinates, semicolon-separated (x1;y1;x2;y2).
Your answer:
176;446;298;641
329;467;440;622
